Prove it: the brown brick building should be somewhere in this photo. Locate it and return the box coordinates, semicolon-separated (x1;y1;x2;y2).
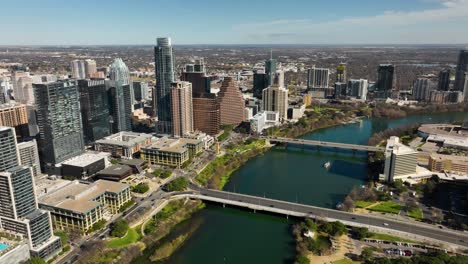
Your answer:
217;77;245;126
193;94;220;136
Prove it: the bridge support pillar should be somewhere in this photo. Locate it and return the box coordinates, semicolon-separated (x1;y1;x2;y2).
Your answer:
286;215;289;219
223;203;225;208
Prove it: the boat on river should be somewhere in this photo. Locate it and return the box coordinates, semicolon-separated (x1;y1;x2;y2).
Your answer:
324;161;331;169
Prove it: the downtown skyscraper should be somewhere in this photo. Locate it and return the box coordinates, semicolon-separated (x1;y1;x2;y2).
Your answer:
154;37;175;133
171;81;193;137
454;50;468;101
376;64;395;98
33;81;84;171
108;58;133;132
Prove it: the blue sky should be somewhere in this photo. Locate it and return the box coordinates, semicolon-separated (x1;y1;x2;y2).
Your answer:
2;0;468;45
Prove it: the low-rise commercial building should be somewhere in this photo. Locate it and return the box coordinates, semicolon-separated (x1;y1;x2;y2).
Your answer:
38;180;131;232
57;152;110;179
95;132;153;159
249;111;280;134
141;137;203;167
429;154;468;175
96;164;133;181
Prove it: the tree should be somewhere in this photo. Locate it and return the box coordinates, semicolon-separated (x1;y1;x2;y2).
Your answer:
296;255;310;264
166;177;188;192
320;221;346;236
110;219;129;238
360;247;374;262
54;230;69;245
22;257;46;264
431;208;443;223
351;227;369;240
131;183;149;193
341;196;355;212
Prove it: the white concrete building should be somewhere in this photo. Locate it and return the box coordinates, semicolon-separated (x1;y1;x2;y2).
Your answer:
250;111;280;134
262;84;288;121
381;136;419;182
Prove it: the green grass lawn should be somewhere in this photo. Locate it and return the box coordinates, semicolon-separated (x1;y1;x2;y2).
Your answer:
407;208;423;220
333;258;361;264
368;201;402;214
107;227;140;248
367;233;417;244
355;200;375;208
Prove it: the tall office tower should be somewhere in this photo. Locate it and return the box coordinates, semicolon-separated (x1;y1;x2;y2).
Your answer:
273;70;285;87
109;58;131;86
0;79;10;104
412;78;434;101
253;68;268;99
265;56;277;86
454;50;468;93
107;80;132;133
438;69;451;91
78;79;111;143
133;81;149;102
376;64;395;98
31;74;57;84
336;63;347;83
0;126;19;171
193;94;220;136
12;71;35;105
0;103;29;138
0;166;62;259
154;37;175;133
181;58;211;96
70;60;86;79
17;139;41;177
307;67;330;89
218;77;245;126
170;81;193;137
84;59;97;78
33;81;84;171
262;84;288;121
347;79;369;100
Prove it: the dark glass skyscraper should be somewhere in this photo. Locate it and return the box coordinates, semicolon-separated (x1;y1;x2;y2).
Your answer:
181;58;211;96
78;79;111;143
265;58;277;86
154;37;175;133
454;50;468;94
33;81;84;170
376;64;395;98
107;80;132;133
253;68;268;99
438;69;451;91
0;126;19;171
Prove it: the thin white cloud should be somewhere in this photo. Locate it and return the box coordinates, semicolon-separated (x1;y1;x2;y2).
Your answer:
234;0;468;44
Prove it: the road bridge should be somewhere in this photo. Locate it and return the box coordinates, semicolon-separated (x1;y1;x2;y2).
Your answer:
184;184;468;249
262;137;385;152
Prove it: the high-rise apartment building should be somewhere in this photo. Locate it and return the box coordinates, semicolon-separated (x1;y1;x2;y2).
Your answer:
171;81;193;137
454;50;468;95
0;126;20;172
376;64;395;98
181;58;211;96
412;78;434;101
154;37;175;133
0;78;10;104
70;60;86;79
17;139;41;177
78;79;111;143
336;63;347;83
0;103;29;138
347;79;368;100
438;69;451;91
0;166;62;260
33;81;84;170
218;77;245;126
193;94;220;136
307;67;330;89
262;85;288;121
133;81;149;102
12;71;35;105
84;59;97;78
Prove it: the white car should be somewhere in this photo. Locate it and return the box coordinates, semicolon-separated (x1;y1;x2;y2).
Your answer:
383;223;389;226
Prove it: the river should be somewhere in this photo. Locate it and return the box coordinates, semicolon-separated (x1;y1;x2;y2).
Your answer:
150;112;468;264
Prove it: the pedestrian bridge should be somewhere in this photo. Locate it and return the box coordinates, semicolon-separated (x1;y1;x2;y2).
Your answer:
261;137;385;152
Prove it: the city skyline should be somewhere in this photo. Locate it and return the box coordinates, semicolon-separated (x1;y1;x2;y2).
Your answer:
1;0;468;45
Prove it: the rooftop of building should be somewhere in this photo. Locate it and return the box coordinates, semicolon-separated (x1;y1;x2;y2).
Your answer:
98;164;132;176
58;151;110;168
419;123;468;138
143;137;188;154
386;136;418;155
430;153;468;163
118;159;146;167
95;131;153;147
39;179;129;214
0;103;26;110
